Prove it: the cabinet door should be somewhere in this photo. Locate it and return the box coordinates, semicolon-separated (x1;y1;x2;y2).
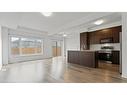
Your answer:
89;30;104;44
97;29;113;44
80;33;84;50
112;26;121;43
73;51;77;64
74;51;80;64
89;32;95;44
112;51;120;64
80;32;89;50
94;30;101;44
68;51;73;63
68;51;80;65
80;52;94;67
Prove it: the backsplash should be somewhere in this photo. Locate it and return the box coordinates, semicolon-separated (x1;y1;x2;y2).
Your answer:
90;43;120;51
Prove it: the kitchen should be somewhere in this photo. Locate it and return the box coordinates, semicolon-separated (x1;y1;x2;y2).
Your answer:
68;25;122;73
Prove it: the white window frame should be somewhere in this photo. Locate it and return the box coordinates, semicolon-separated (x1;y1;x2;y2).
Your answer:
9;35;44;58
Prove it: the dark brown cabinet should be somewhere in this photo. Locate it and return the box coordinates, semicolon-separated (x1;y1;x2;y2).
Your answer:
89;26;122;44
112;51;120;64
80;32;89;50
89;32;96;44
68;51;98;68
112;26;121;43
68;51;80;64
80;26;121;46
82;26;121;46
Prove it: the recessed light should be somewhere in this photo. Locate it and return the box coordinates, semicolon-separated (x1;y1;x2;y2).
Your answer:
94;20;104;25
41;12;53;17
63;34;67;37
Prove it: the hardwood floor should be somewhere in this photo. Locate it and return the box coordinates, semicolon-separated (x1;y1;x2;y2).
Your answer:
98;61;119;72
0;57;127;83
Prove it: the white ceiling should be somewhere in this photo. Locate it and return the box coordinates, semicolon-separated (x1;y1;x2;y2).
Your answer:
19;12;93;33
0;12;121;35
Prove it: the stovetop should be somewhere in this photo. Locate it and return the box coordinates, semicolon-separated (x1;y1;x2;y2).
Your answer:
98;49;112;53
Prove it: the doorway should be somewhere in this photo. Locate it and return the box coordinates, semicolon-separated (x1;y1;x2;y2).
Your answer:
52;41;62;57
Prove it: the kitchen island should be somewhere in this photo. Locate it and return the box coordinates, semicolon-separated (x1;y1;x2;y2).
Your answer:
68;50;98;68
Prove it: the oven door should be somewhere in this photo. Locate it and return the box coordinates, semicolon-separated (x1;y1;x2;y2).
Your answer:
99;53;112;61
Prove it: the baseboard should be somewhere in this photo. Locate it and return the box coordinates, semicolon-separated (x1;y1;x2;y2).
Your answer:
121;75;127;78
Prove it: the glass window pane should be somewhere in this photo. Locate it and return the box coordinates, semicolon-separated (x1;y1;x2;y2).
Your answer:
21;38;36;54
10;36;43;56
11;37;20;55
35;40;42;53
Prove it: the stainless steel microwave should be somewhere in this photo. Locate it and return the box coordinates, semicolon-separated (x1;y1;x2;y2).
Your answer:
100;37;113;44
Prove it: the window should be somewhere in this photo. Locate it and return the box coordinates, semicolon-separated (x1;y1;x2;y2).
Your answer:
10;36;43;56
11;37;20;55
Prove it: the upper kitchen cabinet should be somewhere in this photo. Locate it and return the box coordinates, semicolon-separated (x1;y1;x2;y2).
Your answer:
89;26;122;44
89;32;95;44
89;30;108;44
112;26;122;43
80;32;89;50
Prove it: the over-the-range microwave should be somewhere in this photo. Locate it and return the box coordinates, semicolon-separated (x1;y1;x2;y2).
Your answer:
100;37;113;44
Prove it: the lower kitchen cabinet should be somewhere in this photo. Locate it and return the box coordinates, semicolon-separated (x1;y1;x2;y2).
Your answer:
112;51;120;64
68;51;98;68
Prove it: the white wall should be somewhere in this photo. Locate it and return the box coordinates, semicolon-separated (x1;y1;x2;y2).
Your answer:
65;32;80;58
122;13;127;78
0;26;2;69
66;32;80;51
2;27;9;65
2;27;54;64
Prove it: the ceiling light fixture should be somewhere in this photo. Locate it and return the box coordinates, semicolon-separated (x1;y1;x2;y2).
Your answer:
41;12;53;17
94;19;104;25
63;34;67;37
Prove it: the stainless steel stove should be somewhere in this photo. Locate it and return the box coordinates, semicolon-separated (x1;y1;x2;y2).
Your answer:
98;46;114;61
98;49;112;54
